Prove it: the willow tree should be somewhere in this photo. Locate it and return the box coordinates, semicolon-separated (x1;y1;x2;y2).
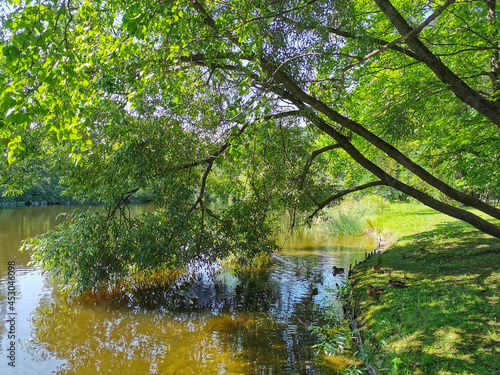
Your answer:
1;0;499;293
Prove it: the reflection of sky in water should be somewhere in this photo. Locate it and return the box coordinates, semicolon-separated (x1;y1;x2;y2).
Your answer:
0;268;67;374
0;205;376;374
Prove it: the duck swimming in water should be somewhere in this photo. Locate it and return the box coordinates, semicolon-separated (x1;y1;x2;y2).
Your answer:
332;266;345;276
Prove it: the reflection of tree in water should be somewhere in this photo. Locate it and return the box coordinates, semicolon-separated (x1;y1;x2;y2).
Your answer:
27;256;347;374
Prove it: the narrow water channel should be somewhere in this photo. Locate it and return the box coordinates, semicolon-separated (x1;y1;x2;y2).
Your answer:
0;205;375;374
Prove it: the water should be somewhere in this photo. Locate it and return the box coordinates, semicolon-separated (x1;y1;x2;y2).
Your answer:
0;204;375;374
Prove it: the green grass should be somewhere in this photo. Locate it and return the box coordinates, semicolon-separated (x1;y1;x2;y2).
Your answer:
348;201;500;375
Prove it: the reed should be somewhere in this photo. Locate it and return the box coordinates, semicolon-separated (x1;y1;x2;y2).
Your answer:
322;195;389;236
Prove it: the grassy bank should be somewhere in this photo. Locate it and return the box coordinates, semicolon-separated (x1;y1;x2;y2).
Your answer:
348;201;500;374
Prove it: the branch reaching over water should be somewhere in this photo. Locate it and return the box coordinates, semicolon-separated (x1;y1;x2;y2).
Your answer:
298;144;341;191
308;181;385;220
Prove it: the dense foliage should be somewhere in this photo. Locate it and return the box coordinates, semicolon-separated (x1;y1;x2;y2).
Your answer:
1;0;500;292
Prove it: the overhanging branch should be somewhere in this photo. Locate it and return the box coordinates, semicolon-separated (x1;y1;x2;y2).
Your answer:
298;144;340;190
308;181;385;220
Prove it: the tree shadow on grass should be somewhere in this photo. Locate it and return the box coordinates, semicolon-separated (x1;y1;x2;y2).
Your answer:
354;220;500;374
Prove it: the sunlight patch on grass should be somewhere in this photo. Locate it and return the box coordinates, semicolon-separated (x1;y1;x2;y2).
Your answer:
426;327;470;361
386;330;424;353
320;354;362;371
487;295;499;306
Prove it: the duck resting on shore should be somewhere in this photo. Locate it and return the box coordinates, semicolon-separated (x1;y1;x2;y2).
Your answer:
366;285;384;298
387;279;408;288
189;296;199;305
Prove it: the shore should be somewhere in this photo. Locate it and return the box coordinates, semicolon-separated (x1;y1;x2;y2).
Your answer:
0;201;72;207
0;199;153;208
346;201;500;374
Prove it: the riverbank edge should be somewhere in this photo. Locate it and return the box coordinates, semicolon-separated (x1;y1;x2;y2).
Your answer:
340;202;500;375
344;232;394;375
0;199;153;208
0;200;73;207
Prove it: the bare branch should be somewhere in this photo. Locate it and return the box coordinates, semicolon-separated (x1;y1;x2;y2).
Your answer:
308;181;385;220
289;144;341;229
188;159;214;214
411;0;457;36
106;187;140;222
245;0;321;25
298;144;341;190
328;27;421;61
177;52;255;63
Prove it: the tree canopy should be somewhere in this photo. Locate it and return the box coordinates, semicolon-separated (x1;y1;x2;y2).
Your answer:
1;0;500;293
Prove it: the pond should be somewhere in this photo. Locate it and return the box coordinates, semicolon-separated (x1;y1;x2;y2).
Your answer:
0;204;376;374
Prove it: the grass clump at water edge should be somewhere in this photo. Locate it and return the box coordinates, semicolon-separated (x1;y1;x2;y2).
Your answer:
318;195;389;236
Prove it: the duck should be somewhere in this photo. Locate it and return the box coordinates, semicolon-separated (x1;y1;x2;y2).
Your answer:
332;266;345;276
387;279;408;288
366;285;384;298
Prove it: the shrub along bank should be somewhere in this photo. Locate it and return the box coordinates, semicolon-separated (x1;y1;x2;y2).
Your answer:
347;201;500;374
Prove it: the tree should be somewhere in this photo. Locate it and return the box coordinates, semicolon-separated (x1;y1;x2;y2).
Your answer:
1;0;500;293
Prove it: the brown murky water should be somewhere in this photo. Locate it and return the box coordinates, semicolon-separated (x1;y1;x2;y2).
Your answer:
0;205;375;374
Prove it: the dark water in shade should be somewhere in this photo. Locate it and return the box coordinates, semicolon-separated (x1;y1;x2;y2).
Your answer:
0;204;375;374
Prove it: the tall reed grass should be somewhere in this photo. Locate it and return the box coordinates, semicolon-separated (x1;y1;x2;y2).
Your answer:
321;195;389;236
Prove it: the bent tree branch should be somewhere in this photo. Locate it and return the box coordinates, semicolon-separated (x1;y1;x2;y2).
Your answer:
297;144;341;190
308;181;385;220
290;144;341;228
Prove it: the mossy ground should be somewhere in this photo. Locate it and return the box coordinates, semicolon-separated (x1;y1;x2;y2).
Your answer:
350;201;500;374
